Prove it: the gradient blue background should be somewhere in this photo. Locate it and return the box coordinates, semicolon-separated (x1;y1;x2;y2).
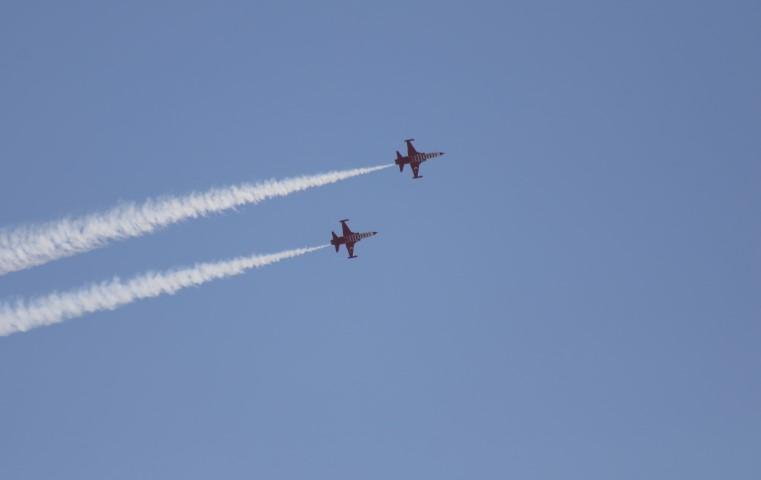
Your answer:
1;1;759;478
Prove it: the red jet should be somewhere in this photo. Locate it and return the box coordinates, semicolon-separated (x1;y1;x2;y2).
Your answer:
330;219;377;259
394;138;445;179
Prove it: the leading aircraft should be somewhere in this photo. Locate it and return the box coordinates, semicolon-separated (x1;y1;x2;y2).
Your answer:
330;219;377;259
394;138;445;179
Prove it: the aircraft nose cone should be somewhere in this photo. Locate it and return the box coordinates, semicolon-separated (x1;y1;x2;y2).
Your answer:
372;231;378;235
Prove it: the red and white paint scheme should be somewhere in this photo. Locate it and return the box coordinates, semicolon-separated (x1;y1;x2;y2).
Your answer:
330;219;377;259
394;138;445;179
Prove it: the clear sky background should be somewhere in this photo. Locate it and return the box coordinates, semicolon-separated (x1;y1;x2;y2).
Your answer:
1;1;759;478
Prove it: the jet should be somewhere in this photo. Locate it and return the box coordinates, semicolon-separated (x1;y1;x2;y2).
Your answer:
394;138;445;179
330;219;377;259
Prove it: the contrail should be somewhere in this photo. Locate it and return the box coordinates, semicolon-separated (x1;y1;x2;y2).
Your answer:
0;245;327;336
0;164;391;275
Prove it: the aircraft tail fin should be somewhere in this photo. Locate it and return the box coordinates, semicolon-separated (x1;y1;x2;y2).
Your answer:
331;231;340;252
396;151;404;171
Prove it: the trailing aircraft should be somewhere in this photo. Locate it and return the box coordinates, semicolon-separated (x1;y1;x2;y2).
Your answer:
330;219;377;259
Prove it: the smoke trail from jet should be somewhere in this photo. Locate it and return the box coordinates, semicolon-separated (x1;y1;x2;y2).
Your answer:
0;164;391;276
0;245;327;336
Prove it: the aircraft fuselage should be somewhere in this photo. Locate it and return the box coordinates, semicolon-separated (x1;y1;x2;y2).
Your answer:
331;231;377;246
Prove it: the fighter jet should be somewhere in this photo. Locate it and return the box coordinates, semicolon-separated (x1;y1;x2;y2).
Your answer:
330;219;377;259
394;138;445;179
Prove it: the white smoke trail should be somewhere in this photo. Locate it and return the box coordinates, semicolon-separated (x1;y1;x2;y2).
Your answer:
0;164;391;275
0;245;327;336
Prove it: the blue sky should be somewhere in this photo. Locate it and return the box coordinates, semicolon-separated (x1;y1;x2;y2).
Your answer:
1;1;759;478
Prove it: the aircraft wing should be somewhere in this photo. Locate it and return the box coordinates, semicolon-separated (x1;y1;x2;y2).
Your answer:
340;220;353;237
346;242;355;258
411;163;420;178
406;139;418;157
